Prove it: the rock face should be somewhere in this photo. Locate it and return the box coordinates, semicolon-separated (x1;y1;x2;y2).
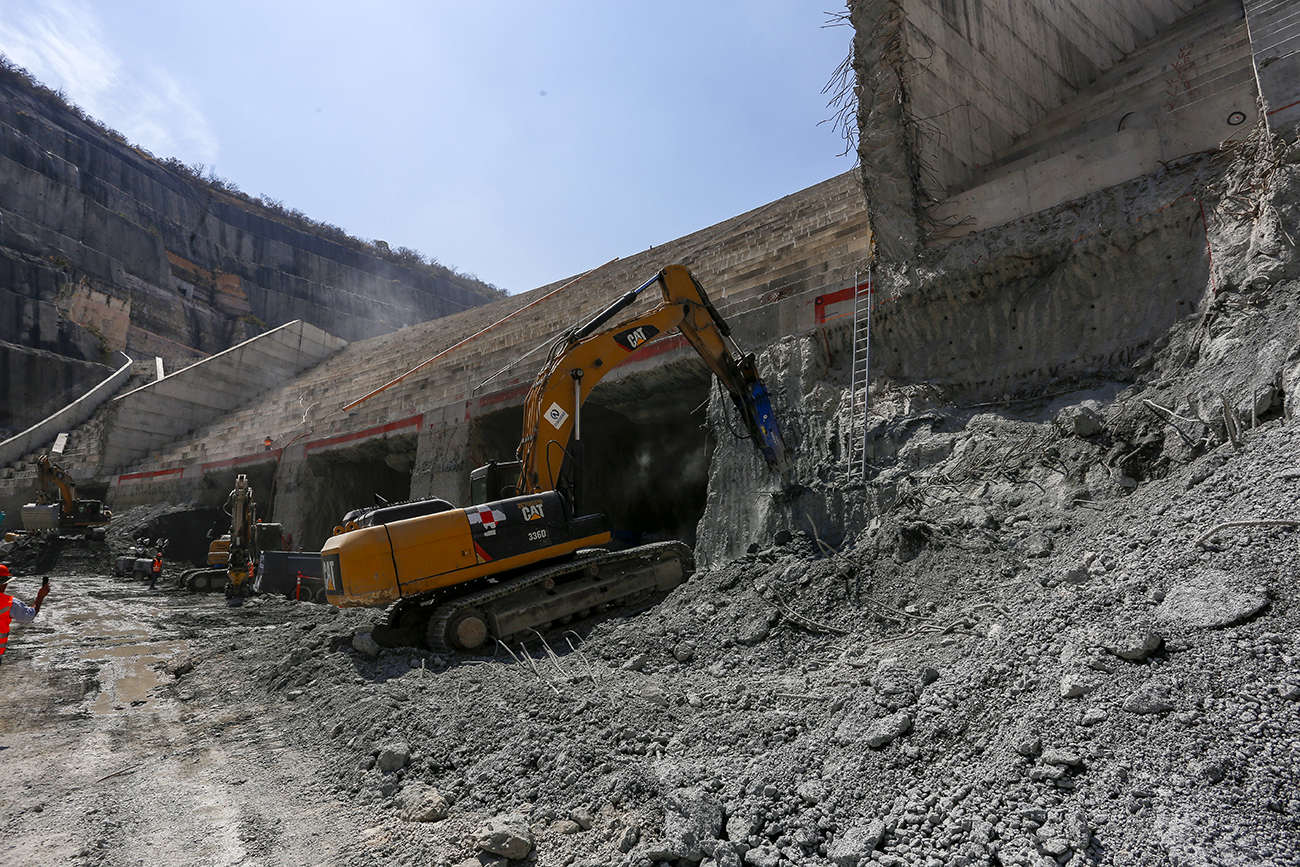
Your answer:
0;68;500;413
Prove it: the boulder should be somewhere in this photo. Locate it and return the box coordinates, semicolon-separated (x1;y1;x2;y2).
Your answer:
660;787;724;861
352;632;381;658
827;819;886;866
397;783;448;822
475;814;533;860
865;711;912;748
1156;574;1269;628
375;743;410;773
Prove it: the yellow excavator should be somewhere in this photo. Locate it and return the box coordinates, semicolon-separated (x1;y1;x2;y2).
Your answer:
20;454;112;539
220;474;283;604
321;265;794;650
177;475;282;598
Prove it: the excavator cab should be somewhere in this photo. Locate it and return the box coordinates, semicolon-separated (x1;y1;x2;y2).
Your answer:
469;460;522;505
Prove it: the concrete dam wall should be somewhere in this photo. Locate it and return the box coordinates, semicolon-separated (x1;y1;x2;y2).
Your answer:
100;165;1216;566
8;0;1272;566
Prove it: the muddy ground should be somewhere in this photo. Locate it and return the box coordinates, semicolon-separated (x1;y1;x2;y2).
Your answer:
3;136;1300;867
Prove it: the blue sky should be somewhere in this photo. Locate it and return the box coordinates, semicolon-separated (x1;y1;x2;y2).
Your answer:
0;1;855;293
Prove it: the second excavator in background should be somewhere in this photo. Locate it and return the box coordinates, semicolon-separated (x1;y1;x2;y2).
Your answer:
20;454;112;539
322;265;795;651
177;474;283;599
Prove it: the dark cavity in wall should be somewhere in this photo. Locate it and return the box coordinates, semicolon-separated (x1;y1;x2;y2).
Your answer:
131;507;227;567
297;435;416;549
466;366;714;548
201;462;279;522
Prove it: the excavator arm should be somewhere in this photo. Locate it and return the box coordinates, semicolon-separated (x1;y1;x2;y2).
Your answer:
35;455;78;511
25;454;110;536
516;264;794;499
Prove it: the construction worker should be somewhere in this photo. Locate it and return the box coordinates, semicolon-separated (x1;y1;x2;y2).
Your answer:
148;552;163;590
0;565;50;668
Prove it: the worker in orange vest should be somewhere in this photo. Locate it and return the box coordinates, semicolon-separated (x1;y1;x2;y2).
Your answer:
148;552;163;590
0;565;50;668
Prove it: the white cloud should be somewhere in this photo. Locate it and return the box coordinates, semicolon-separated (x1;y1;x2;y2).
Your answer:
0;0;218;164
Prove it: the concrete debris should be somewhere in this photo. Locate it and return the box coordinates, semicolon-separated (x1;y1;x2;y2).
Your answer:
397;783;449;822
1123;681;1177;715
864;710;913;748
351;631;381;658
1156;575;1270;628
654;786;722;862
375;742;410;773
1106;629;1164;660
1057;404;1104;438
474;814;533;860
1060;673;1100;699
826;819;886;866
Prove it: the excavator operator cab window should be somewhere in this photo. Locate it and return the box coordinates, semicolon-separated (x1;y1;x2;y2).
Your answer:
470;461;522;505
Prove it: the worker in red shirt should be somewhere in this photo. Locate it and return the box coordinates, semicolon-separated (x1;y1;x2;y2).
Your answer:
0;565;50;667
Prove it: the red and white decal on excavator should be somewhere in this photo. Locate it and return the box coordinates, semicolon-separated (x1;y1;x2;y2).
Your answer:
467;505;507;537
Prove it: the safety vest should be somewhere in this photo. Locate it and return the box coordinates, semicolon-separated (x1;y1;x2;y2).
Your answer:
152;557;162;575
0;593;13;659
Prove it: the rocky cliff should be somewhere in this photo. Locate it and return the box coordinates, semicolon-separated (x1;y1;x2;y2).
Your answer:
0;62;501;435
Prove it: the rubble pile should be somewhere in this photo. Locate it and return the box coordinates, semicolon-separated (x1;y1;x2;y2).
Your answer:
150;135;1300;866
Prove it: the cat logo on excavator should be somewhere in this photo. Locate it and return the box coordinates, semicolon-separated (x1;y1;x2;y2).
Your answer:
615;324;659;352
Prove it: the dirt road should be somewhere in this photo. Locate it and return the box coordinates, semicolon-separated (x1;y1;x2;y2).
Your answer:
0;569;357;867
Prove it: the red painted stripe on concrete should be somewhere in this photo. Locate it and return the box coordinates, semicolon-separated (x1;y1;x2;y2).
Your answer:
201;449;283;472
116;467;184;484
305;415;423;453
814;282;869;325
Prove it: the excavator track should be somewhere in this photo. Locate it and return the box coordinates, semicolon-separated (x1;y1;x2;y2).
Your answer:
409;541;693;652
180;568;225;593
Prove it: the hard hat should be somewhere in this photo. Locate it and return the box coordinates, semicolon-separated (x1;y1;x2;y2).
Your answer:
0;564;9;579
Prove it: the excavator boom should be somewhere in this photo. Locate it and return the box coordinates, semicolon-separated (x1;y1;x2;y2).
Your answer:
517;264;794;499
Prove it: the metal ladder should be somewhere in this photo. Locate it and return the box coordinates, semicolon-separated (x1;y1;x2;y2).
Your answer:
846;268;873;479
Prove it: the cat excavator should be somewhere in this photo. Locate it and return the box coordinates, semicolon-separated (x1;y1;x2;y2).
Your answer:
321;265;794;651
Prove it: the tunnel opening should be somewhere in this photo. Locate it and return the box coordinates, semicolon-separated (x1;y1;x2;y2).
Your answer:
129;507;227;567
199;462;279;532
466;361;714;548
296;435;416;550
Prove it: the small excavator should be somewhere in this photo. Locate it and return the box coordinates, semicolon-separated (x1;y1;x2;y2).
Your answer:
322;265;795;651
20;454;112;539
